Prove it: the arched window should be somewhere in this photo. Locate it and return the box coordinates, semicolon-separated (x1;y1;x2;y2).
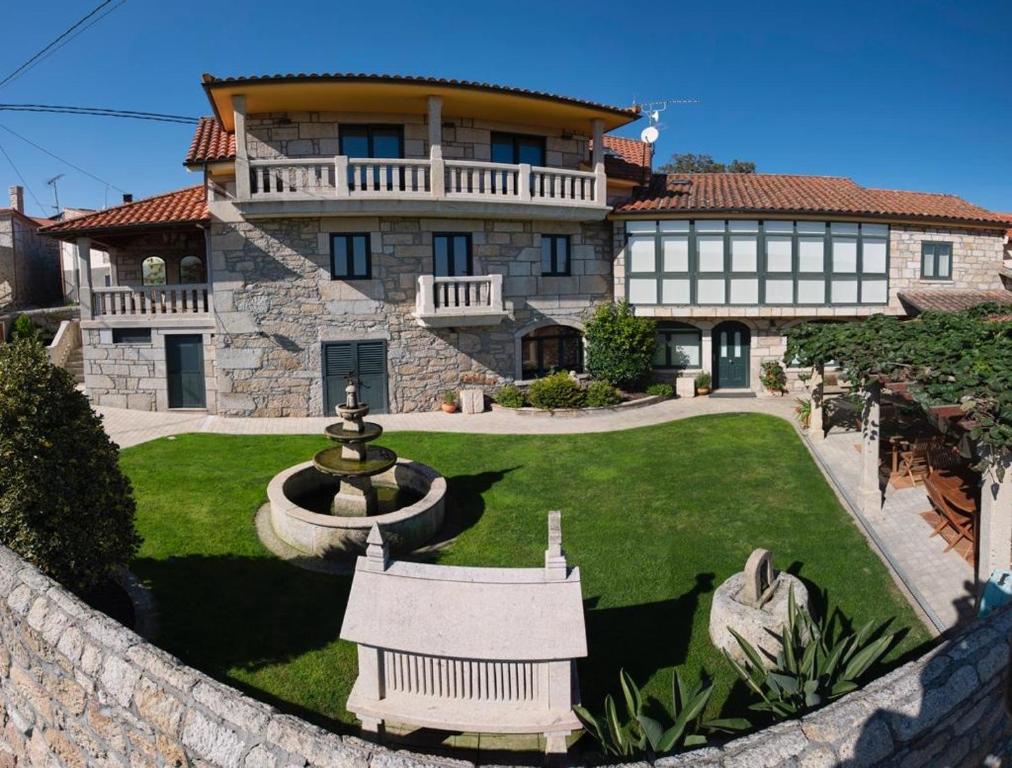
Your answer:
521;325;583;379
141;256;166;286
179;255;206;284
653;322;701;369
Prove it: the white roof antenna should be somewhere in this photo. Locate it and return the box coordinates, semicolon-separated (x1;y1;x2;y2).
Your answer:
634;98;700;144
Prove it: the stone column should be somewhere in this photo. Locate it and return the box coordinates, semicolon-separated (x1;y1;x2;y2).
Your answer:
860;381;882;515
75;237;92;319
427;95;445;198
232;95;250;201
809;363;825;441
977;457;1012;587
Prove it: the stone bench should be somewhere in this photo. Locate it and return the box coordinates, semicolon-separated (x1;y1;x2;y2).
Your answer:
340;512;587;754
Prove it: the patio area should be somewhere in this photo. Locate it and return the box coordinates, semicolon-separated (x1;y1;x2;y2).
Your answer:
808;426;976;632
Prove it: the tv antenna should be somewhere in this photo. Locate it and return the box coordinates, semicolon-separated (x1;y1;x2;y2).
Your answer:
46;173;64;212
634;98;700;144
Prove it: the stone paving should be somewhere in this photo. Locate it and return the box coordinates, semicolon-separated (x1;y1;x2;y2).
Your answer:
808;430;975;633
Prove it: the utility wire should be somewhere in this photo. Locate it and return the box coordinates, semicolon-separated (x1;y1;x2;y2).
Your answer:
0;104;199;124
0;0;125;90
0;123;127;194
0;140;46;212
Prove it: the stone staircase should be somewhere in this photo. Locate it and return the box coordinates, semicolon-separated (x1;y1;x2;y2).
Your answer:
64;347;84;386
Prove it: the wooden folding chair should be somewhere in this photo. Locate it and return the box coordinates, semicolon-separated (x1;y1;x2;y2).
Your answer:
899;439;931;485
925;480;975;562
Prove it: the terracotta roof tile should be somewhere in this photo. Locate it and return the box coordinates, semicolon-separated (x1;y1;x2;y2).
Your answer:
614;173;1011;227
898;290;1012;314
185;117;236;166
600;135;651;182
40;186;209;236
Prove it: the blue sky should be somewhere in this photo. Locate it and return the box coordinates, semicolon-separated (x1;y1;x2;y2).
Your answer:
2;0;1010;217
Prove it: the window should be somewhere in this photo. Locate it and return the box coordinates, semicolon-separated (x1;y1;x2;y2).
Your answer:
652;323;701;369
141;256;166;286
339;124;404;159
330;234;372;280
521;325;583;379
921;241;953;280
541;235;570;276
112;328;151;344
179;256;205;284
491;132;546;166
433;233;472;277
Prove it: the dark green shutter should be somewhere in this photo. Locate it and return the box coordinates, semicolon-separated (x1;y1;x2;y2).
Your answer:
322;341;388;415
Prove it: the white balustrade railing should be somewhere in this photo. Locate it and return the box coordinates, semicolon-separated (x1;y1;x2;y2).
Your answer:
415;274;504;319
244;156;604;207
91;284;212;318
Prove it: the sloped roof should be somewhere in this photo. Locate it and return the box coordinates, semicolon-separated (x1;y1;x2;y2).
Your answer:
600;135;652;182
614;173;1011;227
185;117;236;166
898;290;1012;315
40;186;209;237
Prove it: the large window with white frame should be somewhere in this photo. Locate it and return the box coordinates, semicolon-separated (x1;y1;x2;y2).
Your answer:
625;219;889;307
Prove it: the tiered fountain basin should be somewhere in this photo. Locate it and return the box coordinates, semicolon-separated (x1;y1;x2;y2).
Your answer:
267;459;446;558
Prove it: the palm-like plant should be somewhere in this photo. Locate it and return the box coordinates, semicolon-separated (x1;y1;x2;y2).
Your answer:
574;669;748;757
724;588;897;720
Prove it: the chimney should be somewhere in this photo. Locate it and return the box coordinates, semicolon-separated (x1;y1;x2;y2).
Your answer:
8;186;24;213
122;193;133;204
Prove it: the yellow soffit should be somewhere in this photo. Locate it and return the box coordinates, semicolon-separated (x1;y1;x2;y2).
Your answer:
206;80;639;133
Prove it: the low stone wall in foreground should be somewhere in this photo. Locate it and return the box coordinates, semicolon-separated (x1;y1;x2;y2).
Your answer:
1;542;1011;767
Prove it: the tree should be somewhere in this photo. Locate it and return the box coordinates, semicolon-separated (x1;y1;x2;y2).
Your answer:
659;153;757;174
584;301;657;388
0;338;140;593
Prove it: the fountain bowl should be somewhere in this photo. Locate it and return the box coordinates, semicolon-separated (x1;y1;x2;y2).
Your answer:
267;458;446;558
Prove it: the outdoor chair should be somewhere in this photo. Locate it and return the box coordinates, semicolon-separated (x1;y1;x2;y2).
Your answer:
924;476;975;562
898;439;932;485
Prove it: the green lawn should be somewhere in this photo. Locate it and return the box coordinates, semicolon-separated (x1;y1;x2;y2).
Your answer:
120;413;931;733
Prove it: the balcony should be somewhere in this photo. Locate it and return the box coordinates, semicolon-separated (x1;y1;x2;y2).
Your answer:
232;156;609;221
87;284;214;327
414;274;508;328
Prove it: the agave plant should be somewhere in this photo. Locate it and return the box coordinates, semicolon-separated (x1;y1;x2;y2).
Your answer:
724;587;897;720
574;669;748;757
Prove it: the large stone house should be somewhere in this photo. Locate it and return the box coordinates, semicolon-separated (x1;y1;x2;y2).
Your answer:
41;72;1012;415
1;186;61;312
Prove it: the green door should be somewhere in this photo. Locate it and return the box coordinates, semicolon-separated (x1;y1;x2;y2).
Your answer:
713;322;750;389
166;335;206;408
323;341;388;415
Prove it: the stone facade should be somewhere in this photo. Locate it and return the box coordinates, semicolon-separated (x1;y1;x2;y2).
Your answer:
0;212;60;312
0;541;1010;767
245;111;589;170
106;230;206;286
211;216;612;416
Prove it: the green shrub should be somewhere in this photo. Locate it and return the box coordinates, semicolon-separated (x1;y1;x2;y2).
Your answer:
694;371;712;390
442;389;456;406
526;372;585;410
584;301;657;388
575;669;748;757
0;338;140;593
493;384;526;408
585;380;621;407
12;314;40;343
760;360;788;394
646;382;674;399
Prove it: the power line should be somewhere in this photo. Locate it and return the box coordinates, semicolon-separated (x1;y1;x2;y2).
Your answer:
0;140;46;212
0;0;125;90
0;123;126;194
0;104;199;124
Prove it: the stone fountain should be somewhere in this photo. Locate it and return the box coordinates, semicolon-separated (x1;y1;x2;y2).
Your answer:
265;379;446;558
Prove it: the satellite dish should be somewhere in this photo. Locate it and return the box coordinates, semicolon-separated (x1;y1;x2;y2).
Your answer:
640;125;660;144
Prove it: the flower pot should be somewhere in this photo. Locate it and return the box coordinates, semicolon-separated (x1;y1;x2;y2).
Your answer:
440;403;458;414
697;387;710;396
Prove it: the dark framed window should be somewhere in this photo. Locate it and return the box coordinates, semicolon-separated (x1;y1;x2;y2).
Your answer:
339;124;404;159
112;328;151;344
541;235;570;276
491;132;546;166
652;322;701;369
433;233;473;277
179;255;205;284
521;325;583;379
921;241;953;280
330;234;372;280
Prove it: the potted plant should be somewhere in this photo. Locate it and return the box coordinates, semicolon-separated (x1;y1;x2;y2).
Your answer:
440;390;458;414
694;372;712;396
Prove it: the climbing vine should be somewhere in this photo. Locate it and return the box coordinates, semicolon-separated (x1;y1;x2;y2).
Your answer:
784;304;1012;475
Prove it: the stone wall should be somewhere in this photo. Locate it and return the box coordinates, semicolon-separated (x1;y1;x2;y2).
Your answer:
245;112;589;170
0;541;1010;767
210;216;612;416
108;230;206;286
0;213;60;311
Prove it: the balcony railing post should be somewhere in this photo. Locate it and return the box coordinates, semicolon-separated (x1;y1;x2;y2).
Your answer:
594;165;608;206
430;157;445;198
335;156;349;197
416;275;436;316
488;274;504;313
518;164;532;202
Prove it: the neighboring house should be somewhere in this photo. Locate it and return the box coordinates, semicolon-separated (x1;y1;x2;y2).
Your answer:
40;72;1012;415
999;214;1012;289
0;186;61;311
55;207;113;302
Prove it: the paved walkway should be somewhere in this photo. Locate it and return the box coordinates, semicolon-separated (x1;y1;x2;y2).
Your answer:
97;396;798;448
